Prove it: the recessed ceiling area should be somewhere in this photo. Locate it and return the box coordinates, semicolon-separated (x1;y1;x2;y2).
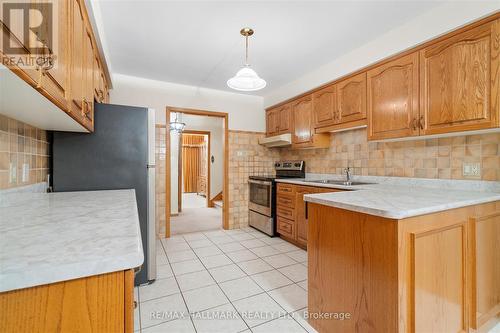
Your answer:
94;1;444;95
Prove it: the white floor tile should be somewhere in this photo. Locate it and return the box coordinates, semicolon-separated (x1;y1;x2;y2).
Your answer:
229;233;255;242
191;303;248;333
240;238;267;249
210;235;236;244
161;235;186;245
140;293;189;329
219;276;264;301
286;249;308;263
176;270;215;291
232;293;285;328
249;245;281;258
139;277;180;302
171;259;205;276
134;306;140;331
250;270;293;291
217;242;246;253
141;318;196;333
251;316;307;333
134;286;139;302
200;254;233;269
204;230;227;238
260;237;286;246
292;308;318;333
272;242;302;253
157;264;174;279
278;263;308;282
263;254;297;268
237;258;274;275
297;280;308;291
183;232;208;241
209;264;246;283
187;238;213;249
163;241;191;253
167;249;197;263
224;229;247;236
182;284;229;313
268;284;308;313
193;245;223;257
226;249;258;263
156;253;169;265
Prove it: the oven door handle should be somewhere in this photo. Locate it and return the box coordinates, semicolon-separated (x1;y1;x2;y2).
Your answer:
248;179;272;186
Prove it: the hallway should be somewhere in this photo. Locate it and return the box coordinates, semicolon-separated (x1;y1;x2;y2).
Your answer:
171;194;222;235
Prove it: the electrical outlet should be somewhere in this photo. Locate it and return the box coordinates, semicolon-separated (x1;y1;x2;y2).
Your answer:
463;162;481;177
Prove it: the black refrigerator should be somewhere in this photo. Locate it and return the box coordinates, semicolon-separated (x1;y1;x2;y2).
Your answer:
52;103;156;286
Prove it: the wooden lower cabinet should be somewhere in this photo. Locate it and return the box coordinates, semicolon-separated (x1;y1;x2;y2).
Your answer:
276;183;342;247
308;201;500;333
0;269;135;333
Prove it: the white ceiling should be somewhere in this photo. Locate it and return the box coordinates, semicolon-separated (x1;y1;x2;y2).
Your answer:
93;1;443;95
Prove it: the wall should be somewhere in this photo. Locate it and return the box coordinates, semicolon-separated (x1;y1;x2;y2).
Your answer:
155;125;167;238
168;114;224;214
280;129;500;181
263;2;500;107
228;131;280;229
0;115;50;190
109;74;266;131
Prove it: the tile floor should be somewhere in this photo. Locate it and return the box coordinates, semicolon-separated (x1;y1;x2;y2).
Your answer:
134;227;316;333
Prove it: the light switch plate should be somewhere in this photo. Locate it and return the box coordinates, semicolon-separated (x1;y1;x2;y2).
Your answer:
463;162;481;177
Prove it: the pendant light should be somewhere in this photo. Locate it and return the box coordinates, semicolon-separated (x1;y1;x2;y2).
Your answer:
227;28;266;91
169;112;185;133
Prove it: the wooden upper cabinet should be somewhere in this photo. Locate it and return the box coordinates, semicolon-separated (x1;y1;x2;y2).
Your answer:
278;103;292;133
70;0;85;120
83;27;95;128
367;52;420;140
313;84;337;128
420;20;500;135
337;72;367;124
266;108;279;136
292;95;313;145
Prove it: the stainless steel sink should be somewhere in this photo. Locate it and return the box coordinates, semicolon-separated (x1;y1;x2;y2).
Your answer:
306;179;374;186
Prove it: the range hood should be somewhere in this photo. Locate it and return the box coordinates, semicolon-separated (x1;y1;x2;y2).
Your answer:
259;133;292;147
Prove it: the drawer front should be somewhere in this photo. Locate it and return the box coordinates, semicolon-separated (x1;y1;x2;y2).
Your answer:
277;205;295;220
277;216;295;239
277;183;295;195
277;194;294;208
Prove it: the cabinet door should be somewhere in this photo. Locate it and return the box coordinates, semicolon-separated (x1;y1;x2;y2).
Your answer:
83;27;95;128
70;0;85;120
40;0;69;109
266;109;279;136
337;72;367;124
292;95;313;144
295;186;316;246
367;52;419;140
278;104;292;133
313;84;337;128
420;21;500;135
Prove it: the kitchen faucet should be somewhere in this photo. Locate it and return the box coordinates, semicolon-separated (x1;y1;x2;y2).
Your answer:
344;166;352;185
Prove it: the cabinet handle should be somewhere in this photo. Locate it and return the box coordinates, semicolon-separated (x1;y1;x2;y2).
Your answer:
418;115;425;130
305;201;308;220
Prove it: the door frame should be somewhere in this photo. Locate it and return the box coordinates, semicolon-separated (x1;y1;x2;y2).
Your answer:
165;107;229;238
179;130;211;210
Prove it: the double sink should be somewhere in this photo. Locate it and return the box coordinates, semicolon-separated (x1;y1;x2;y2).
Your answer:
303;179;374;186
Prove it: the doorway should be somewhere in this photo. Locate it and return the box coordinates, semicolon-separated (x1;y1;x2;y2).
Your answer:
179;131;210;211
165;107;229;237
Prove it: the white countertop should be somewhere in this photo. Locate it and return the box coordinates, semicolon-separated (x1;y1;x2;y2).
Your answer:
276;178;500;219
0;189;144;292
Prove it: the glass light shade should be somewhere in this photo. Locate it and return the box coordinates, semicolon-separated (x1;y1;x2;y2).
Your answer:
169;121;185;133
227;66;266;91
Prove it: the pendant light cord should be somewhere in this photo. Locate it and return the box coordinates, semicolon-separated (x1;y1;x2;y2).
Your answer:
245;35;249;66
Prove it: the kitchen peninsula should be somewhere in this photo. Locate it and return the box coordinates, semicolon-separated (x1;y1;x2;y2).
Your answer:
297;179;500;333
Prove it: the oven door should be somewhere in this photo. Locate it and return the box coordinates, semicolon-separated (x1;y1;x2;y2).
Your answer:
248;179;272;216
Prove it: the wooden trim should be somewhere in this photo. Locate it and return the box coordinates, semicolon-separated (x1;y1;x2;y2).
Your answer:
315;119;367;134
228;129;266;135
183;130;211;208
165;107;229;238
265;11;500;111
178;134;182;212
124;269;134;333
209;191;223;208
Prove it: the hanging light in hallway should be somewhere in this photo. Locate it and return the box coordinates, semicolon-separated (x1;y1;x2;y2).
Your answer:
169;112;186;133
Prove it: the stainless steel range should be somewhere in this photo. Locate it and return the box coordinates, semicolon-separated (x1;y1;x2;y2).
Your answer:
248;161;305;236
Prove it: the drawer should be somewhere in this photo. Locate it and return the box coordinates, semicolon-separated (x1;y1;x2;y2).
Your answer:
277;183;295;195
277;216;295;239
277;205;295;220
277;194;294;208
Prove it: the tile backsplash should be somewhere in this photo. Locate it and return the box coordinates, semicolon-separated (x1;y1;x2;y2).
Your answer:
155;125;167;238
0;115;50;189
280;128;500;181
